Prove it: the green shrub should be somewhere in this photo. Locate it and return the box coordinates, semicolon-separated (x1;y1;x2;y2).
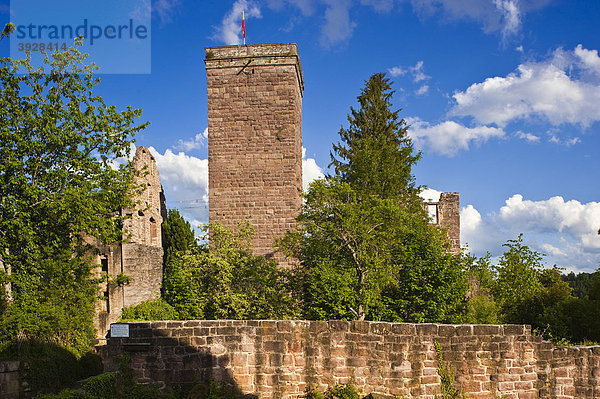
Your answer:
120;298;179;321
82;372;117;399
304;382;360;399
36;389;90;399
0;340;103;395
434;341;465;399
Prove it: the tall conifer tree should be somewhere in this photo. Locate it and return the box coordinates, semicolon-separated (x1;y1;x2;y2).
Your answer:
330;72;421;203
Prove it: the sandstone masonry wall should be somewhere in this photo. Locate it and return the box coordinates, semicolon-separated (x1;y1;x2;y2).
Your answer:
89;146;166;340
103;320;600;399
205;44;303;267
0;361;20;399
437;193;460;253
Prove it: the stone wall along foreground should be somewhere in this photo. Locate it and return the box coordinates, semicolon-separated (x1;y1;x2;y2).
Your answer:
102;320;600;399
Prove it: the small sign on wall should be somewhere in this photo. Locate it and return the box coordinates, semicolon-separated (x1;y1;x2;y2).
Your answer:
110;323;130;338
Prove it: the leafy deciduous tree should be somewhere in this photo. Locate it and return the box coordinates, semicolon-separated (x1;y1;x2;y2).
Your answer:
0;28;147;352
162;221;299;320
281;72;468;322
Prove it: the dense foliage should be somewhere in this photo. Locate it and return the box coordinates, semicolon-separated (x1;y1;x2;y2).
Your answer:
562;271;595;299
121;298;178;321
280;73;469;322
37;354;178;399
123;219;299;321
164;221;299;320
0;28;146;353
162;209;197;259
466;235;600;343
0;340;102;394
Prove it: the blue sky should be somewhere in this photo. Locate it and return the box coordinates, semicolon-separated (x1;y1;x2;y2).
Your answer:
2;0;599;272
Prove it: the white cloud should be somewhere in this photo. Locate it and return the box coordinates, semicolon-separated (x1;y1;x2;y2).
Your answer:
302;147;325;191
516;131;540;143
541;243;567;258
215;0;261;45
129;0;151;23
516;45;524;53
360;0;395;13
174;128;208;152
498;195;600;242
408;0;550;40
320;0;356;47
574;44;600;76
268;0;315;16
460;204;508;256
416;85;429;95
462;194;600;272
419;188;442;202
410;60;429;82
153;0;180;24
494;0;520;42
388;66;406;77
451;45;600;128
388;61;430;87
565;137;581;146
149;147;209;224
548;135;580;147
408;118;505;156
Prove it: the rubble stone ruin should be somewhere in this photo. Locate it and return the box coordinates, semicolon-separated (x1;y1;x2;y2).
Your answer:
205;43;304;267
88;146;167;341
424;192;461;253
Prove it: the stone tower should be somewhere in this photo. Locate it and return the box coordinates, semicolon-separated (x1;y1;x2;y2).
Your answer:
425;192;461;253
205;44;303;266
120;146;166;308
89;146;166;341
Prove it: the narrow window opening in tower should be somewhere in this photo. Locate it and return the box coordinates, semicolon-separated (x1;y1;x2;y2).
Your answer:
103;290;109;313
150;217;157;241
427;204;438;224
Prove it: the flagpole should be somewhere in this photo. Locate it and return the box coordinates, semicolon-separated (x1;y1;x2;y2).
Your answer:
242;11;246;45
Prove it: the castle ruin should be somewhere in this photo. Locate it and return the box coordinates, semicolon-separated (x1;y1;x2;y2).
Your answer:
88;44;460;339
424;192;461;253
88;146;166;341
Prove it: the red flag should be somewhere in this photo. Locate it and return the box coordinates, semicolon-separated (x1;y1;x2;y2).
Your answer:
242;12;246;40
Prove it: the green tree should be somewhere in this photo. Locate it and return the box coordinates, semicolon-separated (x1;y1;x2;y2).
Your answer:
330;72;421;204
562;271;594;299
281;72;468;322
463;254;501;324
488;235;585;340
492;234;545;317
0;30;147;352
162;208;197;256
163;221;299;320
282;179;402;320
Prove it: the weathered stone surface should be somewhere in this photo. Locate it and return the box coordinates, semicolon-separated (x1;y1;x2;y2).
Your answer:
205;43;303;268
424;192;460;253
102;320;600;399
88;146;166;340
0;361;20;399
